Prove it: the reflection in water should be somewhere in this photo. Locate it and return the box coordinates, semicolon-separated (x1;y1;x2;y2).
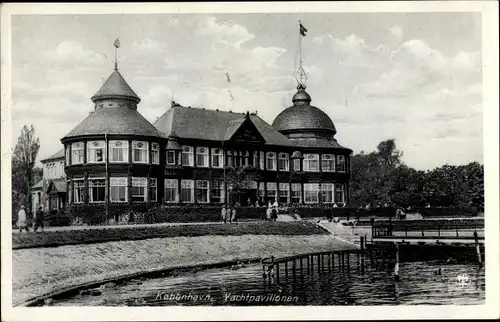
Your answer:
52;259;485;306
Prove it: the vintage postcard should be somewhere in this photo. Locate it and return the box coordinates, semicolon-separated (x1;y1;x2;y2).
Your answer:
1;1;499;321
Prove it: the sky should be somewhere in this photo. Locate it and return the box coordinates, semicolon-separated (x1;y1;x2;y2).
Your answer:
10;12;483;170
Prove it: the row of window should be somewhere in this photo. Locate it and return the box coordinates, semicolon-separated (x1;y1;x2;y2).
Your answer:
65;141;347;173
71;178;345;205
45;161;65;179
67;141;160;165
72;177;158;204
176;147;347;172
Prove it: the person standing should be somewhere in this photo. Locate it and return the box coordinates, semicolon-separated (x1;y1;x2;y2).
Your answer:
17;205;29;233
221;206;227;224
266;205;272;221
34;206;45;232
231;207;237;223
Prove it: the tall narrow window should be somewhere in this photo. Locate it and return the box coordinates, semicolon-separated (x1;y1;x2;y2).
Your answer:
226;151;233;167
71;142;84;164
164;179;178;203
180;180;194;203
304;183;320;204
151;143;160;164
196;147;209;167
150;178;157;202
278;153;289;171
260;151;265;169
131;177;147;202
321;183;334;203
336;155;346;172
335;183;345;204
73;180;85;203
166;150;176;165
132;141;149;163
258;182;265;201
278;183;290;204
65;146;70;166
109;140;129;163
87;141;106;163
266;182;277;203
303;154;319;172
321;154;335;172
181;146;194;166
291;183;302;203
196;180;209;203
242;151;250;167
211;148;223;168
89;179;106;203
210;181;224;204
266;152;277;171
253;151;259;167
233;151;240;167
110;177;128;202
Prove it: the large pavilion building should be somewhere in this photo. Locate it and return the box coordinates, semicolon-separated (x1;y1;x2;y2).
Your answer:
41;58;352;212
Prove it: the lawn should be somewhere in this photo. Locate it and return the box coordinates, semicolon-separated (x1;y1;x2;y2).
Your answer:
12;221;329;249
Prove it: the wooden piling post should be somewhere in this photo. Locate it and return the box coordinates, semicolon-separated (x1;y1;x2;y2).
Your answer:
276;262;280;284
474;231;482;267
285;260;289;280
317;254;321;274
394;243;400;281
300;257;303;275
310;255;314;274
292;260;296;283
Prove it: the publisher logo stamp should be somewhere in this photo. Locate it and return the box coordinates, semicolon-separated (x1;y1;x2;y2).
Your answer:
455;273;472;289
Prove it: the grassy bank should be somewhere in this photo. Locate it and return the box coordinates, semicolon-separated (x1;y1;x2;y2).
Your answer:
12;221;328;249
13;234;355;306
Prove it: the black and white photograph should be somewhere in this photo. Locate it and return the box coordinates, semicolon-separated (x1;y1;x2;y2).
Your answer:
1;1;499;320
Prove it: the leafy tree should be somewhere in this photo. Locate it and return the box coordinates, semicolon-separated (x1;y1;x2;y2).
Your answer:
12;125;40;214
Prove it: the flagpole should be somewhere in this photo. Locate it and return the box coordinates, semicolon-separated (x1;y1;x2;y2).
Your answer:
114;45;118;71
299;20;302;70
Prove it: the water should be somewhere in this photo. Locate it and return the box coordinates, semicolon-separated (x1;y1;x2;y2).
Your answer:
51;258;485;306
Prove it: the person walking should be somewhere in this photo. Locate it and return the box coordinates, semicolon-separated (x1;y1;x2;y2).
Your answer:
266;205;272;221
17;205;29;233
272;206;278;222
231;207;237;223
221;206;227;224
34;206;45;232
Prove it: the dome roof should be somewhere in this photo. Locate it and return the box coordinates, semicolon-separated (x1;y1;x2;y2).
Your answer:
91;70;140;103
272;86;336;135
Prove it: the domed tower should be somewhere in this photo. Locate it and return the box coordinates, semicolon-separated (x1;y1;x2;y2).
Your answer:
61;41;165;217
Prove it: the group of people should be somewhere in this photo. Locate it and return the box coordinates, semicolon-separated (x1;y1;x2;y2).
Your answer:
265;201;279;221
16;205;45;233
221;206;237;223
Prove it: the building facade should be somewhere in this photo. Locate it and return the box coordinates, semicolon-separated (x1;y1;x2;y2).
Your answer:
31;149;67;213
58;65;352;212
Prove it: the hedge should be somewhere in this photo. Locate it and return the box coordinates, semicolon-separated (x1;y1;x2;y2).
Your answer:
12;221;329;249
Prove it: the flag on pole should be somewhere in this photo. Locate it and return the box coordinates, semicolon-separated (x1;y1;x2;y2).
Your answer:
300;23;308;36
114;38;121;48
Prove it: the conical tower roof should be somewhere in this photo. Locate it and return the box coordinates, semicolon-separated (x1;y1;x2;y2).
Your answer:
91;70;141;103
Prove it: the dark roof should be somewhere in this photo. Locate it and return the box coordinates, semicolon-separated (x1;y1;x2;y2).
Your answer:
91;70;140;103
63;106;163;139
32;180;43;189
272;104;337;135
288;137;351;150
154;106;293;146
41;148;65;162
47;179;67;193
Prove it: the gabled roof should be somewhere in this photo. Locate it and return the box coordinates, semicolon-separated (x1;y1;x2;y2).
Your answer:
63;106;163;139
41;148;65;163
91;70;140;103
153;105;293;146
47;179;67;193
32;179;43;189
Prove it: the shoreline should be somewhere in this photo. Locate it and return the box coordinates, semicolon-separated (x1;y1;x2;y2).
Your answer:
13;234;356;306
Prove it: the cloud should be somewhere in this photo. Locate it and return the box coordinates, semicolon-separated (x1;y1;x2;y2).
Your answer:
389;25;404;40
195;16;255;48
131;38;167;56
42;40;107;68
